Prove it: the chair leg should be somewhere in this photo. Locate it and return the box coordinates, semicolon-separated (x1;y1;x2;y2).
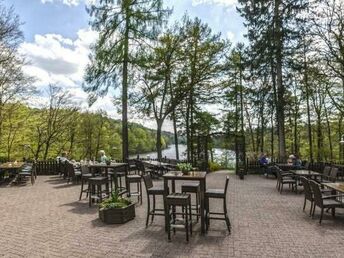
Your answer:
223;198;231;233
303;198;306;211
185;205;189;242
146;194;150;227
312;204;316;218
140;181;143;205
79;179;84;201
167;205;171;241
151;195;156;223
332;208;335;217
89;184;93;207
309;201;313;217
189;201;192;235
319;208;324;224
205;197;209;231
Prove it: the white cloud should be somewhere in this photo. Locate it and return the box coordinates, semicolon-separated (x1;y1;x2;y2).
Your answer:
192;0;237;7
226;31;235;42
19;29;97;89
40;0;96;6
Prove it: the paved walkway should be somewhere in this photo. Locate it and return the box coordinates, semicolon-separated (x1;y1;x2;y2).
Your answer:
0;172;343;257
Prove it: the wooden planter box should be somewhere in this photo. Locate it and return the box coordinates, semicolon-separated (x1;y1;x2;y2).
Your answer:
99;203;136;224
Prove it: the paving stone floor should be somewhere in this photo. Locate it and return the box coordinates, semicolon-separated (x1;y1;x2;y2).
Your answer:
0;171;343;257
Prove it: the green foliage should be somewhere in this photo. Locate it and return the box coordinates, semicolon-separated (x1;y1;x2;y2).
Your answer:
208;161;221;172
176;163;193;172
99;190;132;210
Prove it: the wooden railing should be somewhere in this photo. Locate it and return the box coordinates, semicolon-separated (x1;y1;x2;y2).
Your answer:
35;160;60;175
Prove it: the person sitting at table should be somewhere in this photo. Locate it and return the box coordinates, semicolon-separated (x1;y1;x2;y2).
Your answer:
99;150;107;163
57;152;69;164
259;153;269;176
287;154;295;165
293;155;302;169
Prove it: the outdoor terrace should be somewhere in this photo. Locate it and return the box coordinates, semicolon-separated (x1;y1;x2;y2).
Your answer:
0;171;343;257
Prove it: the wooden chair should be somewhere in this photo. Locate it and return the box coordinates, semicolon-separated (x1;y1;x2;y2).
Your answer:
300;177;313;216
142;174;165;227
166;193;192;242
309;180;344;224
276;169;297;194
79;165;93;200
17;163;36;185
205;176;231;233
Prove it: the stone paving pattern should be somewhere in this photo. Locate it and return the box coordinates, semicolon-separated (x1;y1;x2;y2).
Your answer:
0;171;344;257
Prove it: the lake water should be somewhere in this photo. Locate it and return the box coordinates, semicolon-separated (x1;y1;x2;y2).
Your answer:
131;144;236;168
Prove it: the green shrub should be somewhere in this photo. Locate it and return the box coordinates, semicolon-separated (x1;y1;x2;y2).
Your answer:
209;161;221;172
99;190;132;210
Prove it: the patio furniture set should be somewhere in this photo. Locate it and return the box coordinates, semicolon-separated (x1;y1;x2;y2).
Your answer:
75;159;231;242
275;164;344;224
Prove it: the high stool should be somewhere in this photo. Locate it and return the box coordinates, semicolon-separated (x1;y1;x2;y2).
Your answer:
79;173;93;200
109;170;126;192
181;182;200;222
205;176;231;233
166;193;192;242
88;177;108;207
143;174;166;227
126;174;142;204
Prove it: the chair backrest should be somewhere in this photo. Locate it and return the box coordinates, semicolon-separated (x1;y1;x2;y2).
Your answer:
304;162;310;170
323;166;331;176
66;162;75;177
309;180;323;207
80;165;89;174
330;167;338;181
300;176;312;201
142;174;153;190
224;176;230;194
275;168;282;181
135;160;146;175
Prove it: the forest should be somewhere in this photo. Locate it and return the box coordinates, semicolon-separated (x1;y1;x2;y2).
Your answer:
1;0;344;165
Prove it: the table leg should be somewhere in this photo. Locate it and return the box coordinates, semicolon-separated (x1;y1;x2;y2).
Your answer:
200;178;206;234
164;178;169;232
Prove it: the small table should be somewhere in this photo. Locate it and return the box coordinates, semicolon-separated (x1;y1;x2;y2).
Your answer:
290;170;322;179
0;162;25;182
163;171;207;234
322;182;344;193
88;163;128;194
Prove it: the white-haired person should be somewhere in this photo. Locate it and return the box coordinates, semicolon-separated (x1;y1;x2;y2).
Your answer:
99;150;107;163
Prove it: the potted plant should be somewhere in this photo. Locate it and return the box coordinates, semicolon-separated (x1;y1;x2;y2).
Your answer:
99;190;135;224
176;163;193;175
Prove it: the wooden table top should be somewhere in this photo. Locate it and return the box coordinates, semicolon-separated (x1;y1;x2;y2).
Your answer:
143;160;170;167
163;171;206;180
290;170;321;176
322;182;344;193
88;162;127;168
0;162;25;169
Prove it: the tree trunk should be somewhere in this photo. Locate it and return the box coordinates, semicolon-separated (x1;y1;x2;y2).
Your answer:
274;0;286;161
156;119;163;160
324;105;333;161
122;6;130;161
172;110;179;160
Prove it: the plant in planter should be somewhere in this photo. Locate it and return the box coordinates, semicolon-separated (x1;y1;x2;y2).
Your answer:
99;190;135;224
176;163;193;175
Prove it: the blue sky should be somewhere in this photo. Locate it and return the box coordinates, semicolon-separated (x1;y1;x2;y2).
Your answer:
3;0;245;130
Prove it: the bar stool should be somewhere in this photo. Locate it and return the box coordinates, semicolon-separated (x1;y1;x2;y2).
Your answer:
126;172;142;204
181;182;200;222
143;174;166;227
109;169;126;192
205;176;231;233
88;176;108;207
79;165;93;200
166;193;192;242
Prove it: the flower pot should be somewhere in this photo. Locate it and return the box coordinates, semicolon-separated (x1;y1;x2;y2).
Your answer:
182;170;189;175
99;203;135;224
